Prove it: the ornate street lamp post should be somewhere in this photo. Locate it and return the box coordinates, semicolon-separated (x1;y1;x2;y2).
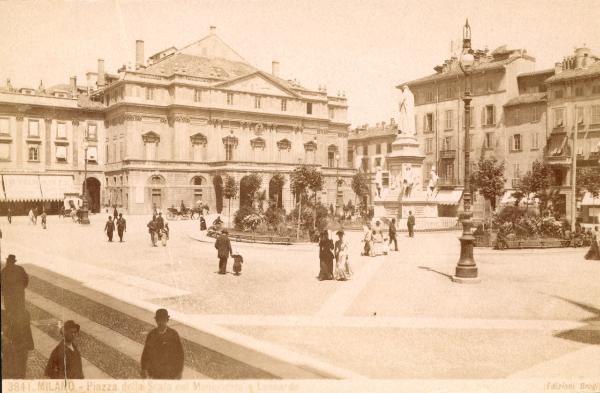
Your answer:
335;152;342;218
453;19;479;283
80;141;91;224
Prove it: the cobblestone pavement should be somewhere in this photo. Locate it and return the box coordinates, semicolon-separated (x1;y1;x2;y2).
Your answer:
1;213;599;379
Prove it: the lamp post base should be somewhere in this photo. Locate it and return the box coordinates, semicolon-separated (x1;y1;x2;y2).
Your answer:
454;209;479;283
80;209;90;225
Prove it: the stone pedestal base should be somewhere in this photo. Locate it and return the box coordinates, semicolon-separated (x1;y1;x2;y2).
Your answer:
451;275;481;284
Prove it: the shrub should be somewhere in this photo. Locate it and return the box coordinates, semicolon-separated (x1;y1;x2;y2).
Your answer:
264;205;286;231
242;213;264;231
234;205;255;230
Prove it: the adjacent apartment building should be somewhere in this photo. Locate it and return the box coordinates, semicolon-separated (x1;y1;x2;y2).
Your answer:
0;27;353;215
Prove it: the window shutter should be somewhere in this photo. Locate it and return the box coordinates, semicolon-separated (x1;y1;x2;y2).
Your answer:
423;115;426;132
481;107;486;126
432;113;436;131
492;105;496;125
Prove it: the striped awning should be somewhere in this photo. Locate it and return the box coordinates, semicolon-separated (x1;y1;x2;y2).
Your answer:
1;175;75;202
581;192;600;206
435;189;463;205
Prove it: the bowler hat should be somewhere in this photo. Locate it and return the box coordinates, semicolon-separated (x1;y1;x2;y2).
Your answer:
155;308;169;320
63;320;80;333
6;254;16;263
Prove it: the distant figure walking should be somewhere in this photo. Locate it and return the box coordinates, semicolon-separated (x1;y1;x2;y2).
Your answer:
113;206;119;222
160;223;170;247
2;308;35;379
362;224;373;256
7;207;11;224
33;208;38;225
407;211;416;238
45;320;84;379
1;254;29;314
147;217;158;247
104;216;115;242
372;221;384;255
116;213;127;242
334;231;353;281
41;210;47;229
141;309;184;379
585;226;600;260
318;230;334;281
215;229;232;274
388;218;398;251
199;215;207;231
28;209;34;225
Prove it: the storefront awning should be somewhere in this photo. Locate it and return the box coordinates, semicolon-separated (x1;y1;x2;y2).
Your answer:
1;175;76;202
582;192;600;206
39;175;76;201
435;189;463;205
2;175;43;201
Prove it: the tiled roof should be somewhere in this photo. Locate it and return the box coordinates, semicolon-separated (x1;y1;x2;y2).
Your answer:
142;53;257;80
517;68;554;78
504;92;547;107
398;57;520;88
545;63;600;83
348;126;397;141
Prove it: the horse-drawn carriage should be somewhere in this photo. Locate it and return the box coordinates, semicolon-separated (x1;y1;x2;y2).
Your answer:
165;202;209;220
62;194;83;222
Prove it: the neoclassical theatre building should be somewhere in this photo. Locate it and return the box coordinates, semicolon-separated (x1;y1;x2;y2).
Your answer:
0;27;353;215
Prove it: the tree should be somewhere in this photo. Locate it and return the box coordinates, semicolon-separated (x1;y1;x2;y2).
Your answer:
351;172;370;221
577;167;600;197
290;166;324;238
269;173;286;208
513;160;559;216
223;175;238;228
470;158;506;227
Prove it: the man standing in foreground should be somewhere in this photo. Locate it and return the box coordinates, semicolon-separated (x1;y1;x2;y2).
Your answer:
44;320;84;379
141;309;184;379
1;254;29;314
388;218;398;251
116;213;127;242
407;211;416;238
215;229;232;274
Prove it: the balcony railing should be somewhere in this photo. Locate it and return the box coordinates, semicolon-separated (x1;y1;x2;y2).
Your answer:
439;149;456;159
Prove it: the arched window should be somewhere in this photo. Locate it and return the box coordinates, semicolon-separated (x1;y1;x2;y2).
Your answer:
191;176;205;203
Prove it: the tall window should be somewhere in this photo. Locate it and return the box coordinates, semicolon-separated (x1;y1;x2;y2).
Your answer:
254;96;261;109
306;102;313;115
484;132;494;149
0;118;9;135
227;93;234;105
374;157;381;168
376;144;381;154
484;105;496;126
55;146;67;162
194;89;202;102
225;143;234;161
87;123;97;140
329;108;334;119
592;85;600;95
387;142;392;153
362;145;368;155
446;86;455;99
468;106;475;128
57;122;67;139
512;134;522;151
531;132;539;150
28;145;39;161
575;86;584;97
553;108;565;127
361;157;369;172
425;113;434;132
281;98;287;111
425;138;433;154
442;136;452;151
592;105;600;125
347;149;354;167
28;120;39;137
146;87;154;100
554;89;564;99
577;107;585;124
513;163;520;179
445;110;453;130
328;151;335;167
532;106;540;122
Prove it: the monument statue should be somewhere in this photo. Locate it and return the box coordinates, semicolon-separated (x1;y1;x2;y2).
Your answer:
398;85;416;136
403;166;414;198
374;167;383;198
427;167;439;200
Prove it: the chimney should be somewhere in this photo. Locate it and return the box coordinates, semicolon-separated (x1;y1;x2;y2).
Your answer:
135;40;145;69
209;26;216;35
272;60;280;77
97;59;106;87
555;62;563;74
70;76;77;97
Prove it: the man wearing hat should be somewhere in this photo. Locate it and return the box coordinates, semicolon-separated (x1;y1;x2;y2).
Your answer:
44;320;84;379
214;229;233;274
1;254;29;314
141;309;184;379
2;308;35;379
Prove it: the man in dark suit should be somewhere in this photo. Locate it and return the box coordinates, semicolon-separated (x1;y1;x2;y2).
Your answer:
104;216;115;242
45;320;84;379
116;213;127;242
388;218;398;251
1;254;29;314
141;309;184;379
407;211;416;238
215;229;232;274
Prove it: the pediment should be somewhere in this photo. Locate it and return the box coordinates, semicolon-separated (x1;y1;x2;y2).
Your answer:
216;72;297;98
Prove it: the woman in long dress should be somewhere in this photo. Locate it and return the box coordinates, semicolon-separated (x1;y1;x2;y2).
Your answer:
318;230;335;280
372;221;384;256
585;226;600;260
334;231;353;281
362;224;373;256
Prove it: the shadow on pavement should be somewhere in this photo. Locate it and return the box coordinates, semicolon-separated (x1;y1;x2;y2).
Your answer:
417;266;453;281
553;296;600;345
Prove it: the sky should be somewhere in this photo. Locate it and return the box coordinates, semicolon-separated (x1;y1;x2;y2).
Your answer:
1;0;599;127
